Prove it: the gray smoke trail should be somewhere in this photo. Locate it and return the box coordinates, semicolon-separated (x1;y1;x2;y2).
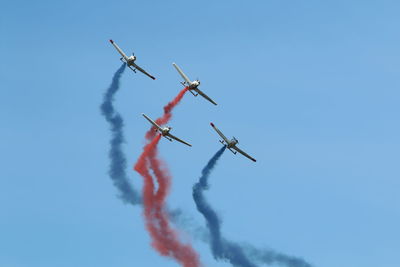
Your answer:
100;64;141;205
193;147;313;267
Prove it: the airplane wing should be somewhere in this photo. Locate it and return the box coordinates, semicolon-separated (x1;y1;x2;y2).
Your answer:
210;123;230;144
109;40;129;62
166;133;192;147
172;63;191;85
232;145;256;162
194;88;217;105
132;63;156;80
142;113;162;130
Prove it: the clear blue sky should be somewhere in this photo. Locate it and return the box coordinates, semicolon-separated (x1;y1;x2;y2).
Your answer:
1;0;400;266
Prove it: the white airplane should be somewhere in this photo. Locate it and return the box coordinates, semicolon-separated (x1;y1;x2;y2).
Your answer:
172;63;217;105
210;122;256;162
142;113;192;147
109;40;156;80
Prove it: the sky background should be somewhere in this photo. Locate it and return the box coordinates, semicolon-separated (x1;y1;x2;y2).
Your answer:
1;0;400;266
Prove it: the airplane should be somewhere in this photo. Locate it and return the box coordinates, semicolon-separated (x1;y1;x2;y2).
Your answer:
109;39;156;80
210;122;256;162
142;113;192;147
172;63;217;105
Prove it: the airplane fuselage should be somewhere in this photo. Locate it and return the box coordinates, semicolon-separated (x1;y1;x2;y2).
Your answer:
159;127;171;136
125;56;136;65
221;139;238;148
190;80;200;88
227;139;238;148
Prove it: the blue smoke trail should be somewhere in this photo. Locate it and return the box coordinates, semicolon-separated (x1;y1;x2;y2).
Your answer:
243;245;312;267
100;64;141;205
193;146;257;267
193;147;313;267
98;65;198;224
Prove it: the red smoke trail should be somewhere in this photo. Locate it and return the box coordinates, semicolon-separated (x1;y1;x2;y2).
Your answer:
145;87;188;141
134;87;200;267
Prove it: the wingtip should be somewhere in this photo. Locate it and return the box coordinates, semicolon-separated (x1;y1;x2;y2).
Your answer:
210;122;214;127
109;39;114;44
151;76;156;80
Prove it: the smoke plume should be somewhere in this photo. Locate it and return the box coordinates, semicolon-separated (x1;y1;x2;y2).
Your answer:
134;87;200;266
193;146;257;267
100;64;141;205
193;147;313;267
134;134;201;267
